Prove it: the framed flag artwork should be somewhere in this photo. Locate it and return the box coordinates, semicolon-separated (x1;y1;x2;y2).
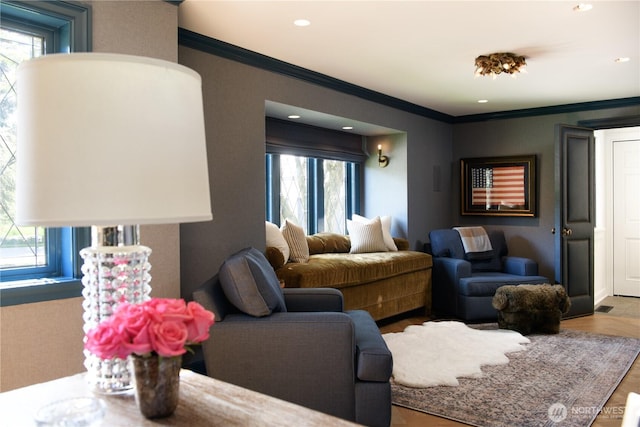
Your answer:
460;155;536;216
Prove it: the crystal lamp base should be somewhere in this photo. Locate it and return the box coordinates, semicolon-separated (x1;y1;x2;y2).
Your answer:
80;225;152;394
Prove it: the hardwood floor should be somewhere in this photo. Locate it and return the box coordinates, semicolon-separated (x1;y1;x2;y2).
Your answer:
378;308;640;427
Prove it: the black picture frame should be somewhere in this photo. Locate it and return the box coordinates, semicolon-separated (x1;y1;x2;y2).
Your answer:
461;155;536;216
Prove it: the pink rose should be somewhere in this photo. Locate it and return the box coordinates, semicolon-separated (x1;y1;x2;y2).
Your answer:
146;298;190;323
84;298;215;360
84;320;129;360
185;301;215;343
149;320;188;357
114;303;153;355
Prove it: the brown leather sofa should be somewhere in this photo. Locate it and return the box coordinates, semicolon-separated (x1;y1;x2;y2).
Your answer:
267;233;432;320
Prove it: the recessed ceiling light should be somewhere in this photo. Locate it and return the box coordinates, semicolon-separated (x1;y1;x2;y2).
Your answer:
342;126;354;130
573;4;593;12
294;19;311;27
288;115;301;119
615;57;630;63
478;99;489;104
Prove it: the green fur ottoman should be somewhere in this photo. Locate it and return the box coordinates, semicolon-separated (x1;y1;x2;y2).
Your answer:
492;284;571;335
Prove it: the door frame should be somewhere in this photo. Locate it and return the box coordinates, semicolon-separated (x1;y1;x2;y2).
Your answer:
578;116;640;304
605;129;640;297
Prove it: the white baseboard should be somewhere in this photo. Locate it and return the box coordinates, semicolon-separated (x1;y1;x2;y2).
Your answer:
594;289;609;307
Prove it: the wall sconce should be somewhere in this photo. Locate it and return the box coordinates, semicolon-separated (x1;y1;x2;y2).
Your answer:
378;144;389;168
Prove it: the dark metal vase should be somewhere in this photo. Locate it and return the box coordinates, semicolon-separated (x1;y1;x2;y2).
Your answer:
131;354;181;419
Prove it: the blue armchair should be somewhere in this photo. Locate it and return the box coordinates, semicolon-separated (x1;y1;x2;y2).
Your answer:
428;228;549;321
193;248;393;427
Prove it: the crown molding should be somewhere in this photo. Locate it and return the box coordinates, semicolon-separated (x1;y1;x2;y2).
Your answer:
578;114;640;129
178;28;454;123
178;28;640;125
455;97;640;124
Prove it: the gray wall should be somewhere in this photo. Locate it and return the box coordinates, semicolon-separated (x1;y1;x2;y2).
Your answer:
365;134;408;238
178;43;638;299
452;106;640;282
178;47;453;298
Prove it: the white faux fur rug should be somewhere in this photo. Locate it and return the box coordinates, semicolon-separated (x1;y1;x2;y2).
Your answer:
382;321;530;387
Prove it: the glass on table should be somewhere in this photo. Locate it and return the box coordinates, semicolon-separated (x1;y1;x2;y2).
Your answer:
34;397;105;427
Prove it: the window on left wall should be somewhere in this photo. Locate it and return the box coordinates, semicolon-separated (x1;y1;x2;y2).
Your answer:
0;0;91;306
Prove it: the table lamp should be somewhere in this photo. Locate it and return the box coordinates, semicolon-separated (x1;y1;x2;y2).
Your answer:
16;53;212;394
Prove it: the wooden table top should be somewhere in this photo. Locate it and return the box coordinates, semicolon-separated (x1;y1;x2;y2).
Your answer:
0;370;360;426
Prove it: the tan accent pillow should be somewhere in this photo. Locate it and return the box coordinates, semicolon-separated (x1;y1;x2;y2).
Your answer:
352;214;398;251
281;219;309;263
347;216;388;254
265;221;290;262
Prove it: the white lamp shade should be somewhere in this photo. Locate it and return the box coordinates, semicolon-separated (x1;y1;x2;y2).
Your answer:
16;53;212;226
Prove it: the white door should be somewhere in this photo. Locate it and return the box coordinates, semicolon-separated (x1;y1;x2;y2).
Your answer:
613;131;640;297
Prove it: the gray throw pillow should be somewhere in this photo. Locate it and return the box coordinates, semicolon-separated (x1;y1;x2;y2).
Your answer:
219;247;287;317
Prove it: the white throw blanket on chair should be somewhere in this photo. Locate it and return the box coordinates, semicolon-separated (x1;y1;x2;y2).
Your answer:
453;226;493;254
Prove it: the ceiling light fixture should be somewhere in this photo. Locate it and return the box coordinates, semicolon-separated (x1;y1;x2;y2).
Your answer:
288;114;301;119
573;4;593;12
294;19;310;27
342;126;353;130
615;57;630;63
478;99;489;104
474;52;527;78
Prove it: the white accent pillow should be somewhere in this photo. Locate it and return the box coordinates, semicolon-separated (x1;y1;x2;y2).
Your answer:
281;219;309;263
347;216;388;254
352;214;398;251
265;221;290;262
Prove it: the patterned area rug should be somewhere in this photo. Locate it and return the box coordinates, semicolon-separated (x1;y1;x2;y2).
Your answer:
391;326;640;427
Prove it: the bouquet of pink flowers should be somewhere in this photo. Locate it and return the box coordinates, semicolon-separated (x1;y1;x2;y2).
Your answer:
85;298;215;359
